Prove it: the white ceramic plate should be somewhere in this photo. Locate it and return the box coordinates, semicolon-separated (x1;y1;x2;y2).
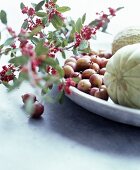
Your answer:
65;38;140;126
66;84;140;127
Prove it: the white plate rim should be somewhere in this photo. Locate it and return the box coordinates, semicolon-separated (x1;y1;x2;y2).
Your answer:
66;86;140;126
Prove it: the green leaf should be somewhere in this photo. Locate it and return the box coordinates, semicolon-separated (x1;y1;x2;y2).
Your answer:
4;48;11;55
0;10;7;24
36;12;47;17
41;88;48;95
45;94;56;103
2;82;11;89
56;90;64;104
78;40;88;50
9;56;29;66
68;26;76;42
20;2;25;10
75;18;82;33
45;57;57;67
4;37;14;46
52;0;57;2
29;25;43;37
0;32;1;40
42;16;49;26
101;21;108;32
51;14;64;29
116;6;124;11
73;48;78;55
55;65;64;78
24;97;35;114
6;71;28;91
31;3;37;8
88;19;99;27
18;72;28;80
35;41;48;56
61;50;66;59
82;13;86;24
43;58;64;78
35;1;45;11
31;37;40;45
57;6;71;13
62;39;68;47
21;20;28;29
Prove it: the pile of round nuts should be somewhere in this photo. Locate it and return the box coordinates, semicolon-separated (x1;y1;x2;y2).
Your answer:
63;51;112;101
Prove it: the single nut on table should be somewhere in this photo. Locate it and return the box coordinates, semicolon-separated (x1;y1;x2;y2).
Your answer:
77;79;91;93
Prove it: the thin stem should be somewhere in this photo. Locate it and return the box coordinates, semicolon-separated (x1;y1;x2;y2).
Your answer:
64;44;74;50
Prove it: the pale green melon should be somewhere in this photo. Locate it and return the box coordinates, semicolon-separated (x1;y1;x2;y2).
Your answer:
112;27;140;54
104;43;140;109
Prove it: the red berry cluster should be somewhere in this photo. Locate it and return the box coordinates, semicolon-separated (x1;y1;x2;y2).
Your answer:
22;7;35;16
74;7;117;48
58;78;76;95
46;66;57;75
7;27;16;37
108;7;116;16
44;41;60;58
0;65;15;82
75;26;96;47
22;6;44;31
28;18;44;31
45;1;64;21
81;26;96;40
21;43;35;57
95;7;116;29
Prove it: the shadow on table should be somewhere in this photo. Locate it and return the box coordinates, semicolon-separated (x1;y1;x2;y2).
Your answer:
30;96;140;157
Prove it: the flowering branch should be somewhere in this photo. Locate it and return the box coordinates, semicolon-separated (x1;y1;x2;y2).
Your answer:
0;0;123;105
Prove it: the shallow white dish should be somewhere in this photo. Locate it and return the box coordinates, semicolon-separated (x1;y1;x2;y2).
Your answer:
66;86;140;127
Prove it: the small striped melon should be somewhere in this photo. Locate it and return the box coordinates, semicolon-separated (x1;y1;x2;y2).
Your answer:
112;27;140;54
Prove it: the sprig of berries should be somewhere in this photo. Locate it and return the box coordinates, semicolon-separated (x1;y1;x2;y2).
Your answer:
0;0;123;117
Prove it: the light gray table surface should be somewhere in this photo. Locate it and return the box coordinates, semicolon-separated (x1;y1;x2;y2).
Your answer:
0;83;140;170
